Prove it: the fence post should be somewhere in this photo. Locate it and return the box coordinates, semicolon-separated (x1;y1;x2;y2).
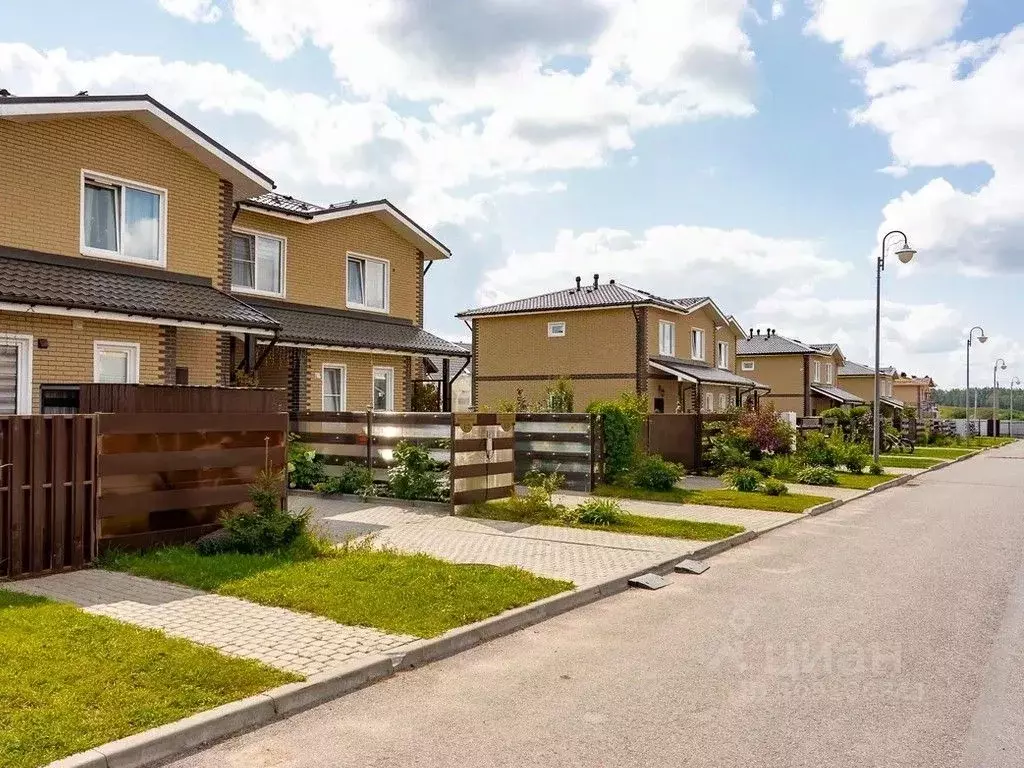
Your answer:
589;412;598;491
366;409;374;471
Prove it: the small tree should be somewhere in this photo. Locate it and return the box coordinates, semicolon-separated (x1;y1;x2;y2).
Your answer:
587;392;648;483
545;377;575;413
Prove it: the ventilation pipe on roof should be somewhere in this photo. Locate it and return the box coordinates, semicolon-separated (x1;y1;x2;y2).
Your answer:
575;276;582;291
749;328;754;340
593;273;599;288
757;328;762;336
610;279;616;285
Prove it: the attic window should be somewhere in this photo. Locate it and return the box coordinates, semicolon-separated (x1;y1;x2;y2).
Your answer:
548;321;566;338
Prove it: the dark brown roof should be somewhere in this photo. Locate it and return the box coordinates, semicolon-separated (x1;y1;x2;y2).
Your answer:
247;192;324;214
810;384;865;405
738;333;818;355
650;355;769;390
0;246;279;332
458;282;684;317
247;300;470;357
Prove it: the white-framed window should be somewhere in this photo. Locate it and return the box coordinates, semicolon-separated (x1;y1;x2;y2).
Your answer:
548;321;566;338
347;253;389;312
81;171;166;266
813;360;822;383
741;360;756;372
659;320;676;356
232;230;285;296
321;364;347;412
703;391;715;412
372;367;395;411
0;333;33;415
717;341;730;370
691;328;706;361
719;393;730;411
93;341;140;384
827;363;834;385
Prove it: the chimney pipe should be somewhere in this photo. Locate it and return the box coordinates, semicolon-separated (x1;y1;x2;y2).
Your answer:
610;279;616;285
749;328;753;340
593;273;599;289
575;276;581;291
757;328;761;336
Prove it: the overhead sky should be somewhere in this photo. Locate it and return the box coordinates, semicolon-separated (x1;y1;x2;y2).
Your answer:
2;0;1022;388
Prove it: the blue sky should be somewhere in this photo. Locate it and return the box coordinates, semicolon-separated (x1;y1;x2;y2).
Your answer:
2;0;1023;387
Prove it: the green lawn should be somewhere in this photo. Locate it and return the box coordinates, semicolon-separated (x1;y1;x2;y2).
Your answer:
912;447;978;459
879;455;943;469
0;590;296;768
463;501;744;542
969;437;1016;448
102;546;571;638
594;484;831;514
834;472;898;490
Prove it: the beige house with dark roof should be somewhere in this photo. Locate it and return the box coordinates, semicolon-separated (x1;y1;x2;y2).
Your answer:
458;277;768;413
838;362;904;416
893;373;938;417
735;332;862;417
0;92;464;413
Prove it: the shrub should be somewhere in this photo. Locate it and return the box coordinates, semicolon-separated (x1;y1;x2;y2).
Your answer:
522;468;566;495
388;441;445;501
841;444;868;474
795;466;839;486
869;462;884;476
544;377;575;413
735;405;795;455
222;470;311;554
588;393;648;482
314;462;374;496
195;528;234;555
728;468;763;493
708;436;751;473
800;432;838;468
565;498;625;527
764;455;800;480
631;454;683;491
761;478;789;496
287;436;325;490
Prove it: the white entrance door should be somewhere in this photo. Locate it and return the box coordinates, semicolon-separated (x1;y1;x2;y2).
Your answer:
0;335;32;414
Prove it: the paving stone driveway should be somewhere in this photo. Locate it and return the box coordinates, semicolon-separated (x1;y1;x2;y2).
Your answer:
3;570;416;677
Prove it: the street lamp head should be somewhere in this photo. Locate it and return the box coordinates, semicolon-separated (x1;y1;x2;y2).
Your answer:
979;335;989;344
1001;363;1008;371
895;246;916;264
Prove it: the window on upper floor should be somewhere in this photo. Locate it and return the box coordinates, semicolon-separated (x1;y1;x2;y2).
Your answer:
82;172;166;266
813;360;822;383
741;360;756;372
548;321;566;338
691;328;706;361
659;321;675;356
827;363;834;385
717;341;730;370
232;231;284;296
347;254;389;312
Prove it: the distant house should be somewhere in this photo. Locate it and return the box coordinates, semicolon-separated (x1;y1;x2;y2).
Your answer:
421;344;472;411
893;373;938;418
457;276;768;413
838;361;904;415
736;332;863;416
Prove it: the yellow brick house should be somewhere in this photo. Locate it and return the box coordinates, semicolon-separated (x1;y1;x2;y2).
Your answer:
0;93;466;413
458;277;768;413
0;93;279;412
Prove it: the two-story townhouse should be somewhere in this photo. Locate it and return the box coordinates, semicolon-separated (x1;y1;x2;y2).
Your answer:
458;276;767;413
893;373;937;417
0;94;281;413
735;332;863;417
838;361;904;415
225;193;469;413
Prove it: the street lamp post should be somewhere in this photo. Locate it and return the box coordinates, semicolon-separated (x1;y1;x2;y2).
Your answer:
1011;377;1021;439
874;231;917;463
966;326;988;434
993;358;1007;436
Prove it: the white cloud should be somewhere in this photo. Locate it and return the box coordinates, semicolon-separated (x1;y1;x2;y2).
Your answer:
877;165;908;178
475;224;850;310
854;27;1024;275
157;0;221;23
771;1;785;21
805;0;966;59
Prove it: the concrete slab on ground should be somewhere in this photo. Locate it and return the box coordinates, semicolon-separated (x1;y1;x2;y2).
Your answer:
783;482;867;500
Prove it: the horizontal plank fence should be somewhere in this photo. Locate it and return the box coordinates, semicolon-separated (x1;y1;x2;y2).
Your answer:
291;411;452;479
95;411;288;551
452;413;516;511
40;383;285;415
514;413;602;491
1;415;96;580
645;414;699;470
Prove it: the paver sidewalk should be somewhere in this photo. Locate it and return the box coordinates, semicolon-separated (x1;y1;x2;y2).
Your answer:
552;492;799;531
3;570;416;676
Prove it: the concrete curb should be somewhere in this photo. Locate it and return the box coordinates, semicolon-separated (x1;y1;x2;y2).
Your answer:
291;489;451;513
46;656;394;768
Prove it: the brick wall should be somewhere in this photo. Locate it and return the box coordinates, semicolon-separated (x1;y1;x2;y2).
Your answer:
0;312;163;411
0;115;223;279
475;377;636;413
173;328;220;385
304;350;408;412
232;209;423;323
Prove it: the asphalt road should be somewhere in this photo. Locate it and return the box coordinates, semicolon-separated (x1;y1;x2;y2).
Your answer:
169;442;1024;768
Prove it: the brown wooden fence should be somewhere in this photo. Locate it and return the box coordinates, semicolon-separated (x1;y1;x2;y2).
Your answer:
95;412;288;551
645;414;699;468
514;413;602;491
40;383;285;414
1;415;96;580
452;413;515;511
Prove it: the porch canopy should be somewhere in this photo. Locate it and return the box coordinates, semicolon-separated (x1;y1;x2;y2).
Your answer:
250;300;470;357
650;355;770;393
881;395;905;410
811;384;865;405
0;246;279;335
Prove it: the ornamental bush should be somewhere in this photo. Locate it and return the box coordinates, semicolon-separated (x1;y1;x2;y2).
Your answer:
588;393;648;482
631;454;683;491
761;478;790;496
795;466;839;486
728;468;763;493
